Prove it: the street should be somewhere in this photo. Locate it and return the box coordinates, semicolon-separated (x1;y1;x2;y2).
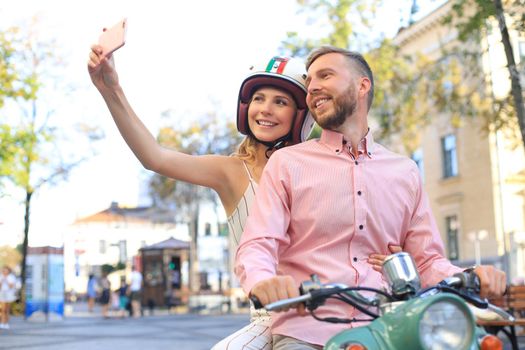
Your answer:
1;303;523;349
0;305;250;350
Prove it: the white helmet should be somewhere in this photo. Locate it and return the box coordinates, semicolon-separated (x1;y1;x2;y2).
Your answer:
237;56;315;146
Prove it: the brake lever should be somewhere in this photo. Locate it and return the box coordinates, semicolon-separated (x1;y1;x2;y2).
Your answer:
439;272;488;309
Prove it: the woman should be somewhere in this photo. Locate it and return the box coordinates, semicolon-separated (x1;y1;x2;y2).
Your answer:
0;266;16;330
88;48;314;349
87;274;97;313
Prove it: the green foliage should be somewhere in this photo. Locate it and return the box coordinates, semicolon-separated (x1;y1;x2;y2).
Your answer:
283;0;525;152
370;38;502;152
101;264;114;274
0;26;43;185
442;0;525;149
100;262;125;274
0;20;95;193
0;125;14;178
114;262;126;271
444;0;524;41
0;27;39;108
444;0;496;41
0;19;101;307
281;32;323;58
281;0;382;56
149;111;243;214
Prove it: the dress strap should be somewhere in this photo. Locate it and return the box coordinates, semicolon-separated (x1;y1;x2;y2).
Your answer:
242;161;255;181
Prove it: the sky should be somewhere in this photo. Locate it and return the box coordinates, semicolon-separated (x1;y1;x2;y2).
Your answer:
0;0;446;247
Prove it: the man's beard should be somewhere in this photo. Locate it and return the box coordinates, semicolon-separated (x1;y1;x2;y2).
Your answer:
313;85;357;130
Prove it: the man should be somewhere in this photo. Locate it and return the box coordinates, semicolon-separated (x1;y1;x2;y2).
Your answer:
235;46;506;349
129;265;143;318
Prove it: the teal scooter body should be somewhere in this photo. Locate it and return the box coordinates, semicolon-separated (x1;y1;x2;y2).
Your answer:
258;253;508;350
325;293;486;350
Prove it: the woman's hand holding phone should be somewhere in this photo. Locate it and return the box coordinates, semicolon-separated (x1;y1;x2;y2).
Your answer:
98;18;127;58
88;18;126;92
88;44;119;92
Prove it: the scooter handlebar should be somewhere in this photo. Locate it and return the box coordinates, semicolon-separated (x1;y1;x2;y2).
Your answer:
440;272;515;321
250;293;313;311
249;281;351;311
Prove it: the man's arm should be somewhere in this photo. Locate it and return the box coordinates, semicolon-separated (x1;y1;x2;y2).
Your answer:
234;155;302;308
404;167;505;298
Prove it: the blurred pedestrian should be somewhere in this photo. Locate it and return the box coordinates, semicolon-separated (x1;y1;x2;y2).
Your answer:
99;272;111;319
129;265;142;318
0;266;16;329
87;274;97;313
117;276;129;318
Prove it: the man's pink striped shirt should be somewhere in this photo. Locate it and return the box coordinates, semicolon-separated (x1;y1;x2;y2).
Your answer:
235;129;462;346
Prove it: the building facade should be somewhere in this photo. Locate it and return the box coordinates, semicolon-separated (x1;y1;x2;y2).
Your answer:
64;200;229;296
385;1;525;279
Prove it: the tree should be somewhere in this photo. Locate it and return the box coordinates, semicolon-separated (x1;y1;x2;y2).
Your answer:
369;37;504;153
0;19;102;308
0;27;39;183
148;109;242;291
445;0;525;149
282;0;524;154
281;0;382;57
281;1;446;152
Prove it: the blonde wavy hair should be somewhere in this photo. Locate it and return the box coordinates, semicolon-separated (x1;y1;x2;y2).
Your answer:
232;135;258;163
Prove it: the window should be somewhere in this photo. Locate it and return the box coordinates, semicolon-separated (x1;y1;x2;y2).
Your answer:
441;134;458;178
440;56;454;95
445;215;459;260
205;223;211;236
519;40;525;62
411;148;425;182
118;240;127;263
99;240;106;254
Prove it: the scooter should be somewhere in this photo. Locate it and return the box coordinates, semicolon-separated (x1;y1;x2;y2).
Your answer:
252;252;513;350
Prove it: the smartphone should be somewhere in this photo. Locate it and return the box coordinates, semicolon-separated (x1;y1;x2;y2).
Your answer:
98;18;127;58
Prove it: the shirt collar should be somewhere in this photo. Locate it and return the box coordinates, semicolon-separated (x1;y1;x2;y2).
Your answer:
320;128;375;158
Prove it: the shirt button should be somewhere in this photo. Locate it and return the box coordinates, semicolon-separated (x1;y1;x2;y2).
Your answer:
353;257;358;262
357;191;362;196
359;225;364;230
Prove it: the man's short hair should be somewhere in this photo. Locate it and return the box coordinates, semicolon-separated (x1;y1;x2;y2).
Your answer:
306;46;374;111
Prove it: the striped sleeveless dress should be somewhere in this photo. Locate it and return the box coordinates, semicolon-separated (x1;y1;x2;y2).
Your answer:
212;161;272;350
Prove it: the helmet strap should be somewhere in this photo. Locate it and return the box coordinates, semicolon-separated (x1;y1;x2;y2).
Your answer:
249;131;290;159
264;140;286;159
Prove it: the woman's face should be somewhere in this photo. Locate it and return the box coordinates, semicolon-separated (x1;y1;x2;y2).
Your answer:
247;86;297;143
1;267;9;276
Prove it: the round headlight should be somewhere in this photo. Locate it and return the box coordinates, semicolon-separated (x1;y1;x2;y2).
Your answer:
419;301;473;350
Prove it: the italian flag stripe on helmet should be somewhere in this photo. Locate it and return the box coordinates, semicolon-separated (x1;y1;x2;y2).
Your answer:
265;57;289;74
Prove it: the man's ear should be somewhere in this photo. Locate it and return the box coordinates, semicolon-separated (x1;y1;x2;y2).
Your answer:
358;76;371;98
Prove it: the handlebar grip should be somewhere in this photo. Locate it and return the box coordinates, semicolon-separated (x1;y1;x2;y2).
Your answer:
450;270;481;293
250;295;264;309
